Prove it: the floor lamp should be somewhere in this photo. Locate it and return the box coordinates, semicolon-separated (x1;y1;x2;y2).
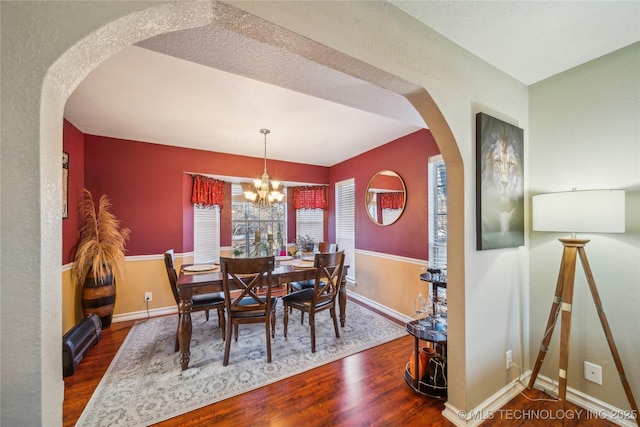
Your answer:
527;189;638;420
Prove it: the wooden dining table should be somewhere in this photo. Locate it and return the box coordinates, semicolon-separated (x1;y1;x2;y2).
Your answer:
176;261;349;370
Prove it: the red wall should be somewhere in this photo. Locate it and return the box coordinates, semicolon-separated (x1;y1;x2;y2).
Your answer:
83;135;329;255
329;129;439;259
66;126;439;262
62;120;85;264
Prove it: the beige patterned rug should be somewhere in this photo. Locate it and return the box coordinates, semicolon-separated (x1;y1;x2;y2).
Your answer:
76;300;407;426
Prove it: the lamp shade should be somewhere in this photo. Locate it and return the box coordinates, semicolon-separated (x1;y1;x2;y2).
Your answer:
532;190;625;233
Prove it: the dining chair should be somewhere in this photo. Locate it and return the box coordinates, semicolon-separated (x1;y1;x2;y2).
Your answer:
282;251;345;353
164;249;226;352
220;256;278;365
289;242;338;292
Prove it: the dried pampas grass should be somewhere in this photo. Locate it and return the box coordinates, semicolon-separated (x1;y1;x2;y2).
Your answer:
73;189;130;285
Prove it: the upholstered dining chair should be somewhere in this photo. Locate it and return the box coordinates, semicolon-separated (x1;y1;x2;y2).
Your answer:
164;249;226;352
289;242;338;293
219;256;278;365
317;241;338;253
282;251;345;353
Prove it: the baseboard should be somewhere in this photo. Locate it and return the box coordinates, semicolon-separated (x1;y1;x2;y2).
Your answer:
112;306;177;323
442;371;527;426
531;374;638;427
443;371;637;427
347;291;411;324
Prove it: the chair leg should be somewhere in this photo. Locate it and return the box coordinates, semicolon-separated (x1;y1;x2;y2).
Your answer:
283;303;289;337
205;309;210;321
331;306;340;338
218;308;226;341
223;318;233;366
310;312;316;353
265;320;272;363
234;324;239;341
174;318;180;352
271;310;276;339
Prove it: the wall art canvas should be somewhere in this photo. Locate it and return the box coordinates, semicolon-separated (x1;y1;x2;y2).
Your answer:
476;112;524;250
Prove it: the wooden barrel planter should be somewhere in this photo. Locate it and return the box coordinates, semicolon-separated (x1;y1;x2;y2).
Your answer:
82;269;116;328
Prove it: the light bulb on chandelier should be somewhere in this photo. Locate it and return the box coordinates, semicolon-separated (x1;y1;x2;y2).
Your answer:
243;129;284;208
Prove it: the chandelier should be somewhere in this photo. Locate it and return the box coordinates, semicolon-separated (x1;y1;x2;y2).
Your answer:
243;129;285;208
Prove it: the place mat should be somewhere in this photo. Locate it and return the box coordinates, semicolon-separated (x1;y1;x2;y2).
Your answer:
183;264;219;273
292;260;315;269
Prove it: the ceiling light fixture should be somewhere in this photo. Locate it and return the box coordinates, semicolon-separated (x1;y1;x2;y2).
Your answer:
243;129;284;209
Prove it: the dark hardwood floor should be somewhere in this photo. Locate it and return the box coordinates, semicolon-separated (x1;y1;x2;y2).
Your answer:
63;300;617;426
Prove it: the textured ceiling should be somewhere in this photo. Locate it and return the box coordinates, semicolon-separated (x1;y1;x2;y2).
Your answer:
64;1;639;169
392;1;639;85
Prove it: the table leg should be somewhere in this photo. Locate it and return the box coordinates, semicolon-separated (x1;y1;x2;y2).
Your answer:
178;294;193;371
339;273;347;327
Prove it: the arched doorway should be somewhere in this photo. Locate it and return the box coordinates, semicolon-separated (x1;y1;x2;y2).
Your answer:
41;0;464;420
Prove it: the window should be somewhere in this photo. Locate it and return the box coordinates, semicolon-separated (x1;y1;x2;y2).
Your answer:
231;183;286;257
194;205;220;263
335;179;355;283
296;208;323;244
382;206;402;225
428;155;447;269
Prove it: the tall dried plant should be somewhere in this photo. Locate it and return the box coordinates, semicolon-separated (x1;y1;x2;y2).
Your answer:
73;189;130;285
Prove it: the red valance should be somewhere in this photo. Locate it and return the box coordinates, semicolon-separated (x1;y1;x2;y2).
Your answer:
378;192;404;210
191;175;225;209
293;186;328;210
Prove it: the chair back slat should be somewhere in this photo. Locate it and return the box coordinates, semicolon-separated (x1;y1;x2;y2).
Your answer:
312;251;344;304
220;256;275;313
317;242;338;253
164;249;179;304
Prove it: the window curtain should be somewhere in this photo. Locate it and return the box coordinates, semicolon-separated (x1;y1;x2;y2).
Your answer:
378;192;404;210
293;186;328;210
191;175;225;209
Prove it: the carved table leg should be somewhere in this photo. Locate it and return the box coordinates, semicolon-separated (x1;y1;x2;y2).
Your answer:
178;292;193;371
339;273;347;327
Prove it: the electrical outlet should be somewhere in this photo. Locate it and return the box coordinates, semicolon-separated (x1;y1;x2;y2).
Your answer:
506;350;513;370
584;361;602;385
144;292;152;303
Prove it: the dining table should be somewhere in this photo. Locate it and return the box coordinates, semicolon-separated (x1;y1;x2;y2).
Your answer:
176;258;349;370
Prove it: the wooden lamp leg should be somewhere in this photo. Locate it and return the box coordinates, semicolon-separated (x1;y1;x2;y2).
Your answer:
577;247;639;417
528;251;567;390
529;239;638;421
556;242;579;410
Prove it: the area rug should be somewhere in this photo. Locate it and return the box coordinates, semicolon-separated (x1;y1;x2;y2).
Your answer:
76;300;407;426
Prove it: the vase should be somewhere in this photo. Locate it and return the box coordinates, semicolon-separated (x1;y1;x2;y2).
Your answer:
82;268;116;327
409;346;435;381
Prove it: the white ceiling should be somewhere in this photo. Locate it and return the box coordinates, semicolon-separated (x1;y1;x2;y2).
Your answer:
64;1;639;168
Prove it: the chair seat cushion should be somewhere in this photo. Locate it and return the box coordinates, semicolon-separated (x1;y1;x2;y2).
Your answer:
282;289;332;308
289;280;314;291
232;297;278;317
290;280;327;291
192;292;225;306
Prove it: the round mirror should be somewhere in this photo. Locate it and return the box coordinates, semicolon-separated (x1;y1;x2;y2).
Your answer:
366;170;406;226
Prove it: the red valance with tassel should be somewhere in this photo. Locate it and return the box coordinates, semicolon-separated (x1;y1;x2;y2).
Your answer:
191;175;225;209
378;192;404;210
293;186;328;210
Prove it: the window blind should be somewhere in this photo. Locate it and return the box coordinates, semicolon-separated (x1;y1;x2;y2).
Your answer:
194;205;220;264
428;155;447;269
296;208;324;244
335;179;355;282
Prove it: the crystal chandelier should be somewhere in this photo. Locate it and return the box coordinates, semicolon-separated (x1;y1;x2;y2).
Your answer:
243;129;285;208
